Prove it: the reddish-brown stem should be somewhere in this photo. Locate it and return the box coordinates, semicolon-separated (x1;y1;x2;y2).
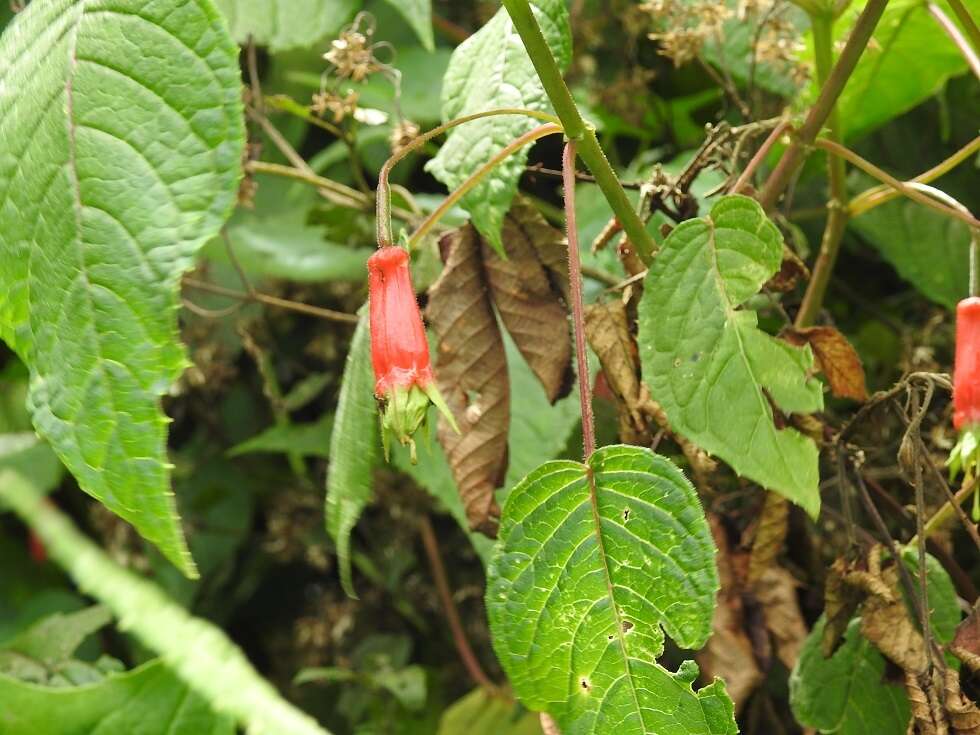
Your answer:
418;516;495;691
730;119;791;194
563;142;596;460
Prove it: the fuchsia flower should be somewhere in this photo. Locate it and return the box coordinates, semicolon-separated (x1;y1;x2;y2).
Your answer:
368;246;456;460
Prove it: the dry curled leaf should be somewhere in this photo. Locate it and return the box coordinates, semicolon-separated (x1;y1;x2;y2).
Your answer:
483;197;572;402
427;226;507;535
784;325;869;402
766;246;810;293
584;300;645;435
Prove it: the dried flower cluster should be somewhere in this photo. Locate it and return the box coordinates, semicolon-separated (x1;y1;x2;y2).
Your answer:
641;0;807;82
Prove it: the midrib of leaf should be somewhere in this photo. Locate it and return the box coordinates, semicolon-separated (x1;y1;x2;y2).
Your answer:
705;219;797;487
584;463;644;723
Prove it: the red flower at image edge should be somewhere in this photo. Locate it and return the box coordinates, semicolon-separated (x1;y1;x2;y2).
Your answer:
368;246;456;460
948;297;980;480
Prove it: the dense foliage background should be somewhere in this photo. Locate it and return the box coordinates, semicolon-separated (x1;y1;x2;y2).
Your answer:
0;0;978;733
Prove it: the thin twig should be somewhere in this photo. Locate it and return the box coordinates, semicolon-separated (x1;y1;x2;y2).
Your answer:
563;141;596;460
418;516;495;691
730;119;791;194
183;278;359;324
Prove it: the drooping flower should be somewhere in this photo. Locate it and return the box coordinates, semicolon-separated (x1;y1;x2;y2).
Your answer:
948;297;980;489
368;246;457;460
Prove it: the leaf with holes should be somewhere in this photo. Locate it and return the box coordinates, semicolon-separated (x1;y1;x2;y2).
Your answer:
213;0;359;52
487;444;736;735
426;0;570;252
638;196;824;516
325;314;379;597
0;0;244;576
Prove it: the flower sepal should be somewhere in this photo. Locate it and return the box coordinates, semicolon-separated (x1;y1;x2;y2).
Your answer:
379;381;459;464
947;424;980;481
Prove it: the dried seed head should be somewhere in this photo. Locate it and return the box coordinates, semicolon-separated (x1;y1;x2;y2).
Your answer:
389;119;421;156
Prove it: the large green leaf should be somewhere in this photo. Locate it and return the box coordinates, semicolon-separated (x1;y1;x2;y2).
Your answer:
0;0;245;576
0;660;235;735
213;0;358;52
487;444;735;735
800;0;969;139
426;0;571;252
0;469;331;735
852;192;972;310
325;314;379;597
790;552;960;734
638;196;824;515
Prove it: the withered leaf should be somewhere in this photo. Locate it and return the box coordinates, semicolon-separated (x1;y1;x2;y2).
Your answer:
427;225;507;536
784;326;869;402
583;300;645;434
751;566;808;671
747;492;789;584
952;603;980;673
765;246;810;293
482;197;572;403
697;516;764;712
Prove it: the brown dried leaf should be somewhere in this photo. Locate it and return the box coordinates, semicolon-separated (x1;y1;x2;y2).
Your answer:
821;557;862;657
483;197;572;403
697;516;764;712
765;246;810;292
751;566;808;670
784;326;869;402
952;603;980;673
584;300;644;433
849;563;928;674
747;493;789;584
946;667;980;735
427;226;508;535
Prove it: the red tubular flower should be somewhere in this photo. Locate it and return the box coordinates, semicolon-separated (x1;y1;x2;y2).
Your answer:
368;246;456;460
948;297;980;482
954;297;980;431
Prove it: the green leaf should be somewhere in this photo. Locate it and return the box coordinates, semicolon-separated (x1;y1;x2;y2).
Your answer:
325;314;379;597
426;0;571;251
487;444;735;735
0;0;245;576
0;660;235;735
438;688;543;735
0;470;331;735
852;191;972;310
213;0;359;52
800;0;969;139
378;0;433;51
790;617;909;735
228;414;334;458
638;196;824;515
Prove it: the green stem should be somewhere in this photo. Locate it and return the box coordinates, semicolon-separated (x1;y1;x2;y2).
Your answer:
849;135;980;216
375;108;560;248
815;139;980;228
408;123;563;247
758;0;890;211
795;11;849;328
501;0;657;265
